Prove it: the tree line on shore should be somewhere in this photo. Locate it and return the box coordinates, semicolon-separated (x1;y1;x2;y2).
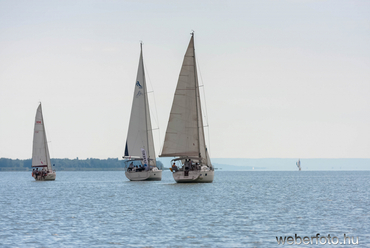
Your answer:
0;158;164;171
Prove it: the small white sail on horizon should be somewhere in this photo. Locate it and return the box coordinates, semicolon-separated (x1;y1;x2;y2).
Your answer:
296;159;301;171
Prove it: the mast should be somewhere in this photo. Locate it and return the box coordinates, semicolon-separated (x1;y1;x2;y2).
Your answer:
141;42;151;163
192;32;210;165
41;104;51;170
192;32;201;159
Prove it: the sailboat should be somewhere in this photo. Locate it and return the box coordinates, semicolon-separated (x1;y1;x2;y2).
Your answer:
31;103;56;181
296;159;301;171
123;43;162;181
160;33;214;183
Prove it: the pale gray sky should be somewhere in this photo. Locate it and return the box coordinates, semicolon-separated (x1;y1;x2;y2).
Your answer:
1;0;369;159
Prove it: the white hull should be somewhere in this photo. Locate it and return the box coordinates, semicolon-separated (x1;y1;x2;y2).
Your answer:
32;171;56;181
125;170;162;181
173;170;214;183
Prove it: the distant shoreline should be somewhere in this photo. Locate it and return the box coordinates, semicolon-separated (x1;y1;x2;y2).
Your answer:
0;158;164;172
1;158;369;171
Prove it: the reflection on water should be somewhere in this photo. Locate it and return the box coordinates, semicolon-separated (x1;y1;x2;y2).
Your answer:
0;171;369;247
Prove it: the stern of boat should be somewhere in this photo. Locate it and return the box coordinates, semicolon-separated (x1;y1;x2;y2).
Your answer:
173;169;214;183
32;171;56;181
125;169;162;181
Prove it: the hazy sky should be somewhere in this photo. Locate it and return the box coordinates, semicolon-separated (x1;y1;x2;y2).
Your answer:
1;0;369;159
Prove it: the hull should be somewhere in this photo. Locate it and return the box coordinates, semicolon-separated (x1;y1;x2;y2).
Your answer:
32;171;56;181
125;170;162;181
173;170;214;183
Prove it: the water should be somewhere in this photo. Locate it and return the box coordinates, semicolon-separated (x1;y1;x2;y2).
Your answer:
0;171;369;247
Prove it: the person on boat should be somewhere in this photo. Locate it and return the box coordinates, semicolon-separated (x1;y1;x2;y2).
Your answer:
196;163;200;170
172;162;178;172
128;162;134;171
184;159;191;171
190;160;196;170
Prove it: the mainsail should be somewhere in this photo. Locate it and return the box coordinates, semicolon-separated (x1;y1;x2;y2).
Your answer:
124;44;156;166
32;103;52;171
160;34;210;166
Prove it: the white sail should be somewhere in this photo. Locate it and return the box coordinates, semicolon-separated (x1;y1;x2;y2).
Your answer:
160;34;210;166
124;44;156;166
32;103;52;171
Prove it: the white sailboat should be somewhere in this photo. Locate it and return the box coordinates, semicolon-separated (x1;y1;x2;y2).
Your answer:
160;33;214;183
31;103;56;181
123;43;162;181
296;159;301;171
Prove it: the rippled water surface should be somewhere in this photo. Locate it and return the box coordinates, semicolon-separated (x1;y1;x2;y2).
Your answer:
0;171;369;247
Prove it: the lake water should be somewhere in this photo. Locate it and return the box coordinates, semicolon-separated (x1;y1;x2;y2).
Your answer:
0;171;369;247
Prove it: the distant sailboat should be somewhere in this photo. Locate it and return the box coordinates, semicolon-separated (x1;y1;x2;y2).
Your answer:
160;33;214;183
31;103;56;180
123;43;162;181
296;159;301;171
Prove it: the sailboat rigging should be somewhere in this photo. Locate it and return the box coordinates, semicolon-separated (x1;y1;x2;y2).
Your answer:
31;103;56;181
123;43;162;181
160;33;214;183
